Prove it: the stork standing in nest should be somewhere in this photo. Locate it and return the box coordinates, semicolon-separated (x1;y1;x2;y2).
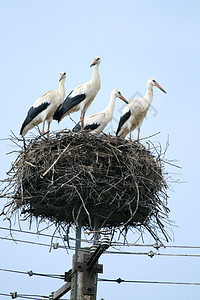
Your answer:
53;56;101;128
116;78;167;141
73;89;128;135
20;72;66;137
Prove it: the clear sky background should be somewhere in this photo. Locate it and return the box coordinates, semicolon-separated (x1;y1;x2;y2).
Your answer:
0;0;200;299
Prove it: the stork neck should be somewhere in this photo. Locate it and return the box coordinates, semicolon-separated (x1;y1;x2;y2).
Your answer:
105;94;116;119
144;83;154;104
91;64;100;84
58;79;66;100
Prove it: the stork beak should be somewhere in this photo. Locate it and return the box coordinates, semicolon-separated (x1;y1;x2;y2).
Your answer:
59;73;64;82
90;59;97;67
120;95;129;104
155;82;167;94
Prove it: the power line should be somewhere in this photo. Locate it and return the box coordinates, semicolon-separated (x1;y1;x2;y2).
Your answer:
0;226;59;239
0;226;93;245
105;250;200;258
1;226;200;250
0;292;69;300
1;235;200;259
98;277;200;286
0;268;64;280
0;235;79;251
0;292;48;300
108;242;200;250
0;236;52;248
0;235;88;252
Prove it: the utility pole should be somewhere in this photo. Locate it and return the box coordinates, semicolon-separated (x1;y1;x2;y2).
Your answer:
71;223;82;300
70;248;99;300
70;238;109;300
70;218;104;300
50;222;110;300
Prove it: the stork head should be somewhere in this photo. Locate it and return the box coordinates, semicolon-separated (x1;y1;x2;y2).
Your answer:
90;56;101;67
113;89;129;104
148;78;166;94
59;71;67;82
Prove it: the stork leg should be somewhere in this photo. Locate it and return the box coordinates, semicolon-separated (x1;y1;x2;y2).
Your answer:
42;121;45;134
80;111;85;129
129;131;132;142
47;121;51;138
137;127;140;142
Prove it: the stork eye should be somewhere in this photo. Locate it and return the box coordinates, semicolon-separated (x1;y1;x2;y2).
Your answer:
152;80;156;83
118;92;121;95
96;58;99;61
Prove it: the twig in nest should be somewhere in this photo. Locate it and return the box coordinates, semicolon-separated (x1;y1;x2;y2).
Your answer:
42;142;72;177
74;186;92;229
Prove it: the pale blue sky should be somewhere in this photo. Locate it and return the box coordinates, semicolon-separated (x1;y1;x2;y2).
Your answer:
0;0;200;299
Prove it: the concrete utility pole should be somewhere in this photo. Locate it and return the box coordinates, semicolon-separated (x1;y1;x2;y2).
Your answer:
72;224;82;300
70;248;101;300
50;224;110;300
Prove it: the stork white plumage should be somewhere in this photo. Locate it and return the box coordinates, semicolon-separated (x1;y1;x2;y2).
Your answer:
53;56;101;128
20;71;66;137
73;89;128;135
116;78;167;141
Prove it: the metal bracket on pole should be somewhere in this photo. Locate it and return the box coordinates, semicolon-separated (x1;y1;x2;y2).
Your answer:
50;282;71;300
73;253;103;296
50;268;72;299
64;269;72;282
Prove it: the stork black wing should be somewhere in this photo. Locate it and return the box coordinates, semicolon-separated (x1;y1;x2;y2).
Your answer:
84;123;100;131
72;122;100;132
20;102;50;135
53;90;86;122
116;110;131;136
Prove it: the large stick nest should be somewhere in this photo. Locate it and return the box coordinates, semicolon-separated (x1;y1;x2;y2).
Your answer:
1;131;170;241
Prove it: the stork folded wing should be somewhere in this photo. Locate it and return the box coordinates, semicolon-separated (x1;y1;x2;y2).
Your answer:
20;102;50;135
116;110;131;136
83;123;100;131
53;90;86;122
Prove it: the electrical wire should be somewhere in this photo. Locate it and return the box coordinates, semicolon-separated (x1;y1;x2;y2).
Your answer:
0;292;48;300
1;226;200;251
0;268;64;280
98;277;200;286
1;235;200;259
105;250;200;258
0;226;59;240
0;234;89;252
108;242;200;250
0;226;93;245
1;226;200;249
0;236;52;248
0;292;69;300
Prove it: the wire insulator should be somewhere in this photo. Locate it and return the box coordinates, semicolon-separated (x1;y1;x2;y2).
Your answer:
101;235;110;249
53;243;59;249
116;278;124;284
90;242;100;254
10;292;17;299
27;270;34;277
148;250;156;258
153;242;162;250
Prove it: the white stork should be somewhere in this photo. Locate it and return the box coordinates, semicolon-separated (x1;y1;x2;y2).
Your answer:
73;89;128;135
20;71;66;137
116;78;166;141
53;56;101;128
